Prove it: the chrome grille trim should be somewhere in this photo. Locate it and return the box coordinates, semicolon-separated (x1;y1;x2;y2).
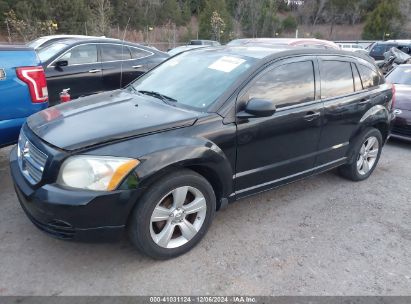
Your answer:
17;131;48;185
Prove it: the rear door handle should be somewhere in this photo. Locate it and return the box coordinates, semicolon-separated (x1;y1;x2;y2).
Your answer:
88;69;101;73
304;111;321;121
359;98;371;104
132;65;143;69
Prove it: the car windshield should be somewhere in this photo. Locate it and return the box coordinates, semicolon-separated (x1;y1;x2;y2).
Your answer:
27;37;49;49
386;67;411;85
129;50;256;110
38;42;68;62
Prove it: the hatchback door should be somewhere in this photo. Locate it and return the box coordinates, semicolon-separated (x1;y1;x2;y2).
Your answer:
46;44;103;105
235;57;323;196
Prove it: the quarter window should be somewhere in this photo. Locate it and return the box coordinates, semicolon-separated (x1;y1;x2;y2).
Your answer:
357;64;380;89
101;44;132;62
129;47;152;59
245;61;315;108
351;63;363;91
60;44;98;65
321;61;354;98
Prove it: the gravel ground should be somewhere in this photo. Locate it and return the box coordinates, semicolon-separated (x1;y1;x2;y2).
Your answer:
0;140;410;296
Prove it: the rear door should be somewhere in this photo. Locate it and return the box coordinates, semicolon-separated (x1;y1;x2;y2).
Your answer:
315;57;382;165
235;57;323;196
46;43;103;105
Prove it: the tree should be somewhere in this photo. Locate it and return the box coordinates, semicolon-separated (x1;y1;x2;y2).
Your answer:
362;0;403;40
89;0;113;36
282;15;298;32
199;0;232;42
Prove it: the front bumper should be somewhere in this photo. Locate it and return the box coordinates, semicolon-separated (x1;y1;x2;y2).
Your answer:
10;146;142;242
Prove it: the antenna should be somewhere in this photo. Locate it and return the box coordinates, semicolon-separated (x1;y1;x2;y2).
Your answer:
120;17;131;89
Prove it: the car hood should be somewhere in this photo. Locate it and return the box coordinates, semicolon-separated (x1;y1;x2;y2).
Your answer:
395;84;411;111
27;90;198;150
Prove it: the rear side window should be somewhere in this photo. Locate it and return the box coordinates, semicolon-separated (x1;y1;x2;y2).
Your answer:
357;64;380;89
321;61;354;98
370;44;395;55
245;61;315;108
101;44;132;62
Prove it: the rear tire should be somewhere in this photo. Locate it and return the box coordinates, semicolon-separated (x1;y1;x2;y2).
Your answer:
128;169;216;259
339;128;382;181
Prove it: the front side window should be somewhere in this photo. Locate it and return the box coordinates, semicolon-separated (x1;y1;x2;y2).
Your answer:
130;51;255;110
60;44;98;65
321;61;354;98
101;44;132;61
357;64;381;89
244;61;315;108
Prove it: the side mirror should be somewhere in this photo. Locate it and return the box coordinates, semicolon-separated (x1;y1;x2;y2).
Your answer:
55;60;68;68
238;98;276;118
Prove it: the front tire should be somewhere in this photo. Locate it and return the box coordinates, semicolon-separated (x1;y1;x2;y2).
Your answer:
128;169;216;259
339;128;383;181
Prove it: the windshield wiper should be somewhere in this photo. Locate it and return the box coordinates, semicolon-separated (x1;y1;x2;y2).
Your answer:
138;90;178;104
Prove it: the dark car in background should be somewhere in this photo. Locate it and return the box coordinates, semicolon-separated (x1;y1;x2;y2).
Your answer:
37;38;169;105
369;41;411;61
10;47;394;259
386;64;411;141
189;39;220;46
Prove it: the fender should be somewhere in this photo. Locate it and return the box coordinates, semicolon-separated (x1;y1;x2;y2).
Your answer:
345;104;391;163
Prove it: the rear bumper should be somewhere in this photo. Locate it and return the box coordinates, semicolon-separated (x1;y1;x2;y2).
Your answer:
10;146;143;242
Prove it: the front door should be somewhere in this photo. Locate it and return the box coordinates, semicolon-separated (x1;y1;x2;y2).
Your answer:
235;58;323;197
46;44;103;105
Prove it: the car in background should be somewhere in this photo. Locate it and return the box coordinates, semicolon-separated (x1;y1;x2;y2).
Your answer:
189;40;220;46
37;38;169;105
339;43;365;52
168;45;207;56
227;38;340;50
10;46;393;259
0;45;48;147
27;35;105;50
369;41;411;61
386;65;411;141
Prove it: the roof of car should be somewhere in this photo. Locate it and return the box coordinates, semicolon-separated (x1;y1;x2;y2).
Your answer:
188;46;375;64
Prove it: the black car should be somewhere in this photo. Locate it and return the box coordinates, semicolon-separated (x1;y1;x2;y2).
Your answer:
369;41;411;61
37;38;169;105
10;47;394;259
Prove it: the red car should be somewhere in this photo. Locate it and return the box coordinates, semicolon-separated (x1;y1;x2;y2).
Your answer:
386;65;411;141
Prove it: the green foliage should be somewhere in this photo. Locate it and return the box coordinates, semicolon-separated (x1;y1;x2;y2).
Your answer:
198;0;232;42
282;15;297;32
362;0;403;40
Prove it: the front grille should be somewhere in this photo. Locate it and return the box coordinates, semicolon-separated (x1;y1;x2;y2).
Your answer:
392;125;411;137
17;131;48;184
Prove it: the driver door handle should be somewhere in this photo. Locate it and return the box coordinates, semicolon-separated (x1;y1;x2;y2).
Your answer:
88;69;101;73
304;111;321;121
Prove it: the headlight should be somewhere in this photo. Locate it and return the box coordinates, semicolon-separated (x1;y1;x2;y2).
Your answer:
57;156;139;191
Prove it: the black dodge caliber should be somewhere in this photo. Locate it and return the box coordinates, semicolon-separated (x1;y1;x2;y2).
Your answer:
10;47;394;259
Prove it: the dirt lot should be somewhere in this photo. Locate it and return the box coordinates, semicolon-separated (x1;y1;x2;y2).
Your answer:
0;140;410;296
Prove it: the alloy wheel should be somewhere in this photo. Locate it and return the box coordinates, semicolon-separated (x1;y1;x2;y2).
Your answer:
357;136;379;175
150;186;207;249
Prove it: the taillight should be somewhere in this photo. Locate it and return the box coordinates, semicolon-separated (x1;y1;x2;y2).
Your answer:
391;84;396;110
16;66;48;103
